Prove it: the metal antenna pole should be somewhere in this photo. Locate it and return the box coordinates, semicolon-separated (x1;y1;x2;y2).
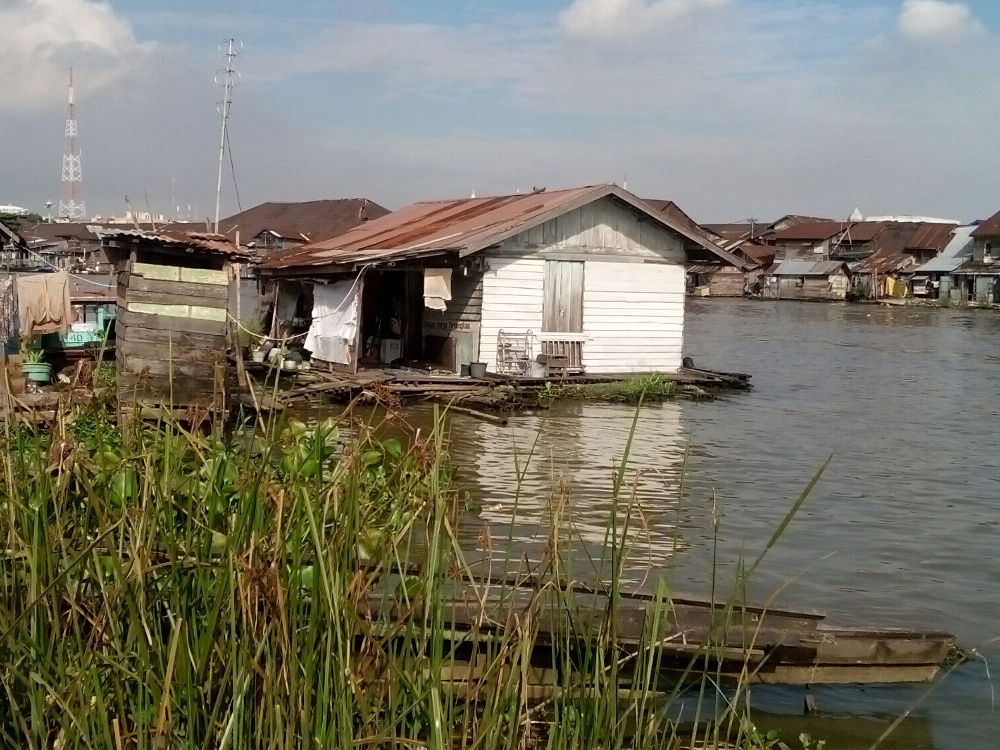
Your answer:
59;68;85;220
214;38;239;233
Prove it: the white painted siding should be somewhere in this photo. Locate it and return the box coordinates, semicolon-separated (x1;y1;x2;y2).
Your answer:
478;258;544;370
581;262;684;373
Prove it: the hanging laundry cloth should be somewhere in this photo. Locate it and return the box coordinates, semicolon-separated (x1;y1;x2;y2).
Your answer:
423;268;452;311
17;271;72;337
0;279;15;341
304;278;361;366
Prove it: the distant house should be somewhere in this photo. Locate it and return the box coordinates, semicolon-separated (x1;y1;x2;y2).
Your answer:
761;260;851;301
261;185;746;375
218;199;390;256
831;221;887;260
899;223;957;266
910;225;975;300
768;214;836;233
956;210;1000;303
17;220;206;274
0;219;25;257
849;222;957;299
644;199;751;297
767;221;848;261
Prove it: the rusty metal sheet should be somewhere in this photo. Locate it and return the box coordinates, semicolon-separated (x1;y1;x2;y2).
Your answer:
260;185;750;274
771;221;848;242
217;198;389;243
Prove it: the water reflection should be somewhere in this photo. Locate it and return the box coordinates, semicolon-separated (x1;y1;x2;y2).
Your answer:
439;401;689;585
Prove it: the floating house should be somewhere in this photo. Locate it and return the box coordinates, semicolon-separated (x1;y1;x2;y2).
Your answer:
260;185;745;375
761;260;851;301
99;228;249;414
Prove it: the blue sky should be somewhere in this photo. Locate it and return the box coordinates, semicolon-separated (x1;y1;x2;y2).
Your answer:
3;0;1000;223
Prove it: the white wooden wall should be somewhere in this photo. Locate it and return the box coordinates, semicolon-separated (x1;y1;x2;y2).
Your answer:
479;197;689;374
581;262;684;373
500;197;685;263
478;258;544;370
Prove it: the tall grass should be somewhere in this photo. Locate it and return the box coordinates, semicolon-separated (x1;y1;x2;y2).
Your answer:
0;397;819;749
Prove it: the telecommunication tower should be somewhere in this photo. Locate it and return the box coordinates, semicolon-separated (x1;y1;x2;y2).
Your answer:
214;39;240;233
58;68;85;221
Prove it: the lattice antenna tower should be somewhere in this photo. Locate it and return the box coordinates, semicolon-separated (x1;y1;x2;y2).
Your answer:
59;68;85;220
214;39;241;233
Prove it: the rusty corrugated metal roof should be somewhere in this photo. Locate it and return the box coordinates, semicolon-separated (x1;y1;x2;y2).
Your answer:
905;222;957;251
852;251;916;275
96;228;245;258
702;223;754;240
643;199;702;234
734;241;774;265
262;184;749;273
771;221;848;242
971;209;1000;238
839;221;886;243
217;198;390;245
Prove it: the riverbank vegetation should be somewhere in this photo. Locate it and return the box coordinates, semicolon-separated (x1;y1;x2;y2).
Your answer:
537;373;678;406
1;399;828;749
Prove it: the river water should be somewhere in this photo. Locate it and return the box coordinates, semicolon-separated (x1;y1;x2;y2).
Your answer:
423;298;1000;750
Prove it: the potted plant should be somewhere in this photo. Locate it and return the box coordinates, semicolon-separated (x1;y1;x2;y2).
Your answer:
20;337;52;384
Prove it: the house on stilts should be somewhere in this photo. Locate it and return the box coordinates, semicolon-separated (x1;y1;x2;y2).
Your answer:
259;184;744;377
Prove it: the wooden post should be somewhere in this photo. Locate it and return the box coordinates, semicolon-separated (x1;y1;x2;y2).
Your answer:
229;262;249;390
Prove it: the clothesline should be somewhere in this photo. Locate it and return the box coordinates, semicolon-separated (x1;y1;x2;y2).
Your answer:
229;264;373;345
9;246;115;288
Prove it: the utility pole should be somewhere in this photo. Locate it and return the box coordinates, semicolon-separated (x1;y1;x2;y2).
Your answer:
214;39;239;233
59;68;85;220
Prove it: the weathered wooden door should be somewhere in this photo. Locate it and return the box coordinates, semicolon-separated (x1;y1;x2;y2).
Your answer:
543;260;583;332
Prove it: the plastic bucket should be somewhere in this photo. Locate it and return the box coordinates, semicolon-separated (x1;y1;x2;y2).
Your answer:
22;362;52;384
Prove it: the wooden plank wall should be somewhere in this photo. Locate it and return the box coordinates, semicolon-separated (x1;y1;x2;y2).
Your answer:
707;267;746;297
581;262;684;373
478;259;544;371
422;271;483;372
116;262;230;408
776;275;848;300
499;197;685;264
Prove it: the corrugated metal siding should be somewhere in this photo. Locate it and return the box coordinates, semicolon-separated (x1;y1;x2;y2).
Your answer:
478;258;544;370
582;262;684;373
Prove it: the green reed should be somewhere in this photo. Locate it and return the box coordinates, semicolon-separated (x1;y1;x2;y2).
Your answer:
0;397;823;750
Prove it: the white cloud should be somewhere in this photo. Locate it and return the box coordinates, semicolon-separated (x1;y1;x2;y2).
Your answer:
897;0;978;42
559;0;729;40
0;0;152;111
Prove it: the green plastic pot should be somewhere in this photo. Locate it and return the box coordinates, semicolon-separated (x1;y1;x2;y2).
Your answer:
22;362;52;384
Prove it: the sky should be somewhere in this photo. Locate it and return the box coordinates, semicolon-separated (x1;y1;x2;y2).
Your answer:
3;0;1000;224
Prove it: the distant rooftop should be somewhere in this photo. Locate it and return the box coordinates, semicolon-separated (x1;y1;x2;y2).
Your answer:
862;215;959;224
218;198;390;246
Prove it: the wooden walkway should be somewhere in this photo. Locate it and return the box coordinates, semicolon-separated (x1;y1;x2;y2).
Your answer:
378;572;961;690
239;364;752;418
